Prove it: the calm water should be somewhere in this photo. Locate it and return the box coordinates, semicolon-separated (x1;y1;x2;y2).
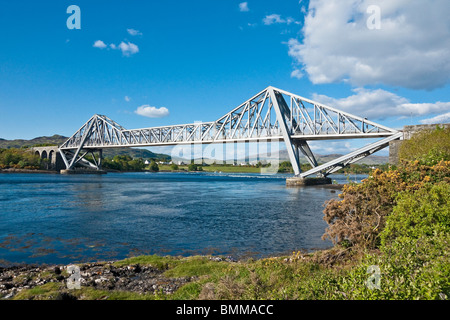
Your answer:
0;172;365;266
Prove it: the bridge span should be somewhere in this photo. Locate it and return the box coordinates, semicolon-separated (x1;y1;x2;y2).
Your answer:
58;86;402;178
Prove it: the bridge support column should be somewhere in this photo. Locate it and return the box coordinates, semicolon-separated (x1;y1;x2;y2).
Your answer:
234;141;237;166
269;88;302;176
59;148;105;173
296;141;318;168
286;176;332;187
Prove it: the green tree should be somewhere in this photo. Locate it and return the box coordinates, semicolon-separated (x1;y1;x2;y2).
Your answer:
278;161;293;173
188;163;203;171
129;158;145;171
0;148;41;169
149;160;159;172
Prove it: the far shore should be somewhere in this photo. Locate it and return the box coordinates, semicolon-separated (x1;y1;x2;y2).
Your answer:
0;168;59;174
0;168;346;189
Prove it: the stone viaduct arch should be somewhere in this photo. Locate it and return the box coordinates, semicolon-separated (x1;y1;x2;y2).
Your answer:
31;146;65;171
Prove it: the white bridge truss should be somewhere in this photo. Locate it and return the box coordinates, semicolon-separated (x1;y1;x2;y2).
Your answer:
59;86;402;177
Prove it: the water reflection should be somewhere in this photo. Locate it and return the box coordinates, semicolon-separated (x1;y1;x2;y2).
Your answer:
72;183;105;211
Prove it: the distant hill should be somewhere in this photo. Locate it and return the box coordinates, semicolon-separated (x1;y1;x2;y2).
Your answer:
103;148;171;161
0;135;68;149
247;150;389;165
315;153;389;165
173;152;389;166
0;135;171;160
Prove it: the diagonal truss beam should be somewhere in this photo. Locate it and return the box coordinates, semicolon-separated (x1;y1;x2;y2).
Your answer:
299;132;403;178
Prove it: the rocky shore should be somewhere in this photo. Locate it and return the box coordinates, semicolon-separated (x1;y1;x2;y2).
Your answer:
0;261;195;300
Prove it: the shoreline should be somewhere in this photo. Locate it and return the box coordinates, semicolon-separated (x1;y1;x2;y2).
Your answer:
0;168;59;174
0;248;332;300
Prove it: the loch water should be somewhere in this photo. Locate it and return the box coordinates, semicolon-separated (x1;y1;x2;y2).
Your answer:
0;172;366;266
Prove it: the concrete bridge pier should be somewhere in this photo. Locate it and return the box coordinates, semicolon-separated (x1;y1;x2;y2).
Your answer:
286;176;332;187
60;169;107;175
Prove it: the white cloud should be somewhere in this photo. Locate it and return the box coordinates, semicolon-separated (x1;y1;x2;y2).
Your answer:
311;88;450;120
420;112;450;125
264;14;299;25
309;140;357;155
127;28;142;36
288;0;450;89
290;69;303;79
239;2;249;12
93;40;107;49
135;105;170;118
117;41;139;56
93;40;139;56
124;96;131;102
263;14;284;25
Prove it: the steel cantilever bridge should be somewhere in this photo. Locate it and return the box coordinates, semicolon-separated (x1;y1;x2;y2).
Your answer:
59;86;403;178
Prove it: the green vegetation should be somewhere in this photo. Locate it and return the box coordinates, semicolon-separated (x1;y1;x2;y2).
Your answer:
9;126;450;300
148;160;159;172
0;148;43;169
102;155;146;172
399;125;450;165
102;148;170;162
381;183;450;246
0;135;67;149
0;135;171;161
277;161;293;173
188;163;203;172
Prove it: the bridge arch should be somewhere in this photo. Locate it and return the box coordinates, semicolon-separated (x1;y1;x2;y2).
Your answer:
30;146;65;171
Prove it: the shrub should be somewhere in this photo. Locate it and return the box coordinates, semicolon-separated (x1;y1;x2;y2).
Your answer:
322;161;450;249
380;183;450;247
399;126;450;165
327;232;450;300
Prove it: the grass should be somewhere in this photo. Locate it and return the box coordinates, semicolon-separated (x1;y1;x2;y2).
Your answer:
9;250;362;300
112;254;177;270
10;243;449;300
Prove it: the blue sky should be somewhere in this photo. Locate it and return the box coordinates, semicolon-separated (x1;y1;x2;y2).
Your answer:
1;0;449;157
